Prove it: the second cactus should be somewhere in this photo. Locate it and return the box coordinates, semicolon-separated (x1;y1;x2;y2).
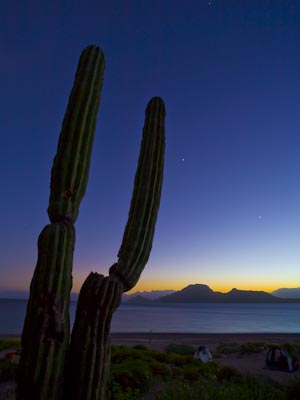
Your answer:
66;96;166;399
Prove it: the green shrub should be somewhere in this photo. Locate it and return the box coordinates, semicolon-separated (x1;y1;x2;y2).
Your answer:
165;343;196;355
110;359;153;392
286;377;300;400
150;349;169;363
216;342;241;354
107;381;140;400
217;365;242;382
156;380;197;400
164;352;187;366
216;342;267;356
132;344;148;351
183;365;201;382
156;376;286;400
108;344;293;400
0;338;21;351
170;365;184;379
0;359;17;382
149;360;171;378
282;344;300;358
111;345;152;364
240;342;265;354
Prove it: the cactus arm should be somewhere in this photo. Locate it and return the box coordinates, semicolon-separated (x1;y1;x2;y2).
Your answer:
110;97;166;290
48;45;105;223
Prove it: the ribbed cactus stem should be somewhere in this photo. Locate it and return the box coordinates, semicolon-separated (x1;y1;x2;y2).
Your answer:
65;273;123;400
17;222;75;399
110;97;166;291
48;45;105;223
17;45;105;400
68;97;166;399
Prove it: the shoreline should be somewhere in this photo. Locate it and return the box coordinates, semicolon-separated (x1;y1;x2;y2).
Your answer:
1;332;299;343
110;332;300;351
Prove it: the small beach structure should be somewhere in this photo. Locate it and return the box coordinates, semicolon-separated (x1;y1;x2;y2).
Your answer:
265;347;299;372
194;346;212;363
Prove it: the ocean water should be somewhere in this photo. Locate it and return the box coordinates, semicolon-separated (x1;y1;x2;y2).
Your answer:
0;300;299;335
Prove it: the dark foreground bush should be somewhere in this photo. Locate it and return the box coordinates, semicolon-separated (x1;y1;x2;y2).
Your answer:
0;338;21;352
156;375;287;400
0;359;16;382
165;343;196;355
107;344;297;400
286;377;300;400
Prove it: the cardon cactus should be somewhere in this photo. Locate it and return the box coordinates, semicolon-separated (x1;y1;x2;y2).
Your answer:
17;43;166;400
66;97;166;399
17;45;105;400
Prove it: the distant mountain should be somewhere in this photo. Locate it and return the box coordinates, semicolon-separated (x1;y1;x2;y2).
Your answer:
122;290;175;302
127;295;152;305
157;284;221;302
272;287;300;299
0;290;80;302
157;284;300;303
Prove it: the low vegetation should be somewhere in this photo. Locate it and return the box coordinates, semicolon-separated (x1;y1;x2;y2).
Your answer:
0;359;17;382
216;342;300;356
107;344;300;399
1;339;299;399
0;338;20;352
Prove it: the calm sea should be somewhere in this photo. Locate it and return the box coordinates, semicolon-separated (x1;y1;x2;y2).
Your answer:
0;300;299;335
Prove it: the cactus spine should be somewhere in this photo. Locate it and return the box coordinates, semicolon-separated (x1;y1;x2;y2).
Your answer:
17;45;105;400
67;97;166;399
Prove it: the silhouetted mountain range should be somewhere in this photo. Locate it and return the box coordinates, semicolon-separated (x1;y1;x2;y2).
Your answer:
1;285;300;303
122;290;175;302
156;284;300;303
127;295;152;304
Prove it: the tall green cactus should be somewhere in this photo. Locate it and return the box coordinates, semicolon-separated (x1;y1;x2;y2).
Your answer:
17;43;166;400
66;97;166;399
17;45;105;400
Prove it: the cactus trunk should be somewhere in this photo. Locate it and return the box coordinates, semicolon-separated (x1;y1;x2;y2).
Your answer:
17;222;74;399
65;274;122;400
17;45;105;400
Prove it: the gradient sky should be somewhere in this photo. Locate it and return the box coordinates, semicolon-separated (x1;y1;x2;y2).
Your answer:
1;0;300;294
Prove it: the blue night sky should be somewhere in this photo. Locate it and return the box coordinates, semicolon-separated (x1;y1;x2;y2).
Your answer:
1;0;300;294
